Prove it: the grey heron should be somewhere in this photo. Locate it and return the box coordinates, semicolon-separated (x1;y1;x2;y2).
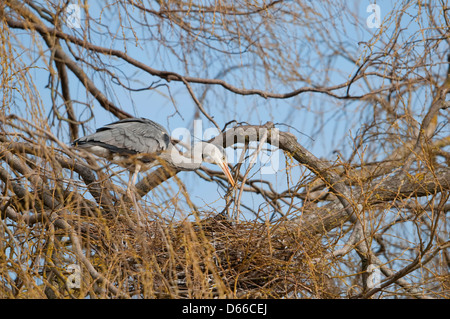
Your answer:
72;118;235;193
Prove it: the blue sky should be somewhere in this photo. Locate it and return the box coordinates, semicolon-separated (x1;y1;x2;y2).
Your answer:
9;0;442;219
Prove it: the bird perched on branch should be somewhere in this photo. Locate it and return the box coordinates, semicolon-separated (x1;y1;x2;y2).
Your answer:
72;118;235;192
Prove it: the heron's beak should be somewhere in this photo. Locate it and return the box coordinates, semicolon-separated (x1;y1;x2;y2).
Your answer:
217;160;235;187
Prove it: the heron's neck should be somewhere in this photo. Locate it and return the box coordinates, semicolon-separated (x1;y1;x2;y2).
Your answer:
160;143;203;170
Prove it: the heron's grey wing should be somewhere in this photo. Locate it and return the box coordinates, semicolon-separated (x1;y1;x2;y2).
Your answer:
73;118;171;155
110;120;170;154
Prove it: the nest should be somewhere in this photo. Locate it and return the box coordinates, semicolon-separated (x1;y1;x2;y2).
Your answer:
81;212;338;299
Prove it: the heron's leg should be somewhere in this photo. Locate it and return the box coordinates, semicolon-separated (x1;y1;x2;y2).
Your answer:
126;164;140;198
131;163;140;186
127;171;134;195
127;164;145;226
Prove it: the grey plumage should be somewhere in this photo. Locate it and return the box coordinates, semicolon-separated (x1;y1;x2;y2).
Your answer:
73;118;170;168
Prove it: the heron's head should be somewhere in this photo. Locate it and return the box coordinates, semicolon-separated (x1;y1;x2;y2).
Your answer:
200;143;235;187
